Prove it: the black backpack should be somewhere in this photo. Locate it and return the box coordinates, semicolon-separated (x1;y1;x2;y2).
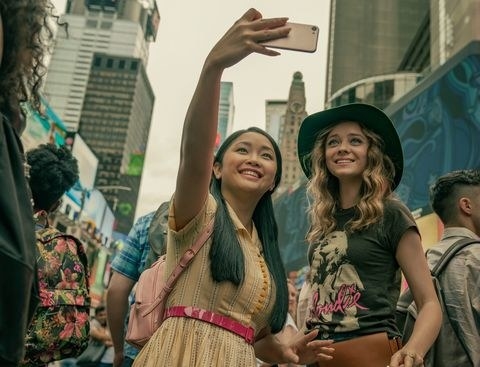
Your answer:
396;237;479;367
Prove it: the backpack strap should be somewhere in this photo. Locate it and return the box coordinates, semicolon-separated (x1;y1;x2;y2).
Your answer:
431;237;480;276
430;237;479;364
143;217;214;315
164;217;214;291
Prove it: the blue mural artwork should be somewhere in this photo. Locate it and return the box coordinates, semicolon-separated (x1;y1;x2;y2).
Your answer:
390;52;480;214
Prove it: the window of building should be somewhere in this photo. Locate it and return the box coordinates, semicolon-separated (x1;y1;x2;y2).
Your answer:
86;19;98;28
100;21;113;30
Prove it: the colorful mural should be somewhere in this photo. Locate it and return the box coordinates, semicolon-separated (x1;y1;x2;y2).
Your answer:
388;44;480;214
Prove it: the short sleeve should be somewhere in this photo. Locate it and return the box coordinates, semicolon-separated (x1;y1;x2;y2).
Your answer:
380;198;419;253
111;212;153;281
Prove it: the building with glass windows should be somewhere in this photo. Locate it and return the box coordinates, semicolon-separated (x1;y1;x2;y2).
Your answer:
325;0;429;104
44;0;159;234
327;73;421;109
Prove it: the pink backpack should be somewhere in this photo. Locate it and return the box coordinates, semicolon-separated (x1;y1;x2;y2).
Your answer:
125;219;214;349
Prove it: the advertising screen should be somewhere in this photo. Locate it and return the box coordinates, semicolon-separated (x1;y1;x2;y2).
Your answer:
386;42;480;214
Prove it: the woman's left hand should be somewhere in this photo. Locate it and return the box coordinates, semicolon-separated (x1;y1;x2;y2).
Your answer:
282;329;334;365
389;348;424;367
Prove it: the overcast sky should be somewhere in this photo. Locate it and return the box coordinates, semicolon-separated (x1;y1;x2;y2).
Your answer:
50;0;331;219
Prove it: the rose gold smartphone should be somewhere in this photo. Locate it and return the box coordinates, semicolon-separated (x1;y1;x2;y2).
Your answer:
261;22;319;53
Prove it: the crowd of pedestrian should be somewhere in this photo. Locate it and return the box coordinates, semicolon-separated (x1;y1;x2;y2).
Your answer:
1;3;479;367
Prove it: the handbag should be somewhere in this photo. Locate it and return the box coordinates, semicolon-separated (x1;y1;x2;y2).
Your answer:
318;332;402;367
76;339;106;367
125;218;214;349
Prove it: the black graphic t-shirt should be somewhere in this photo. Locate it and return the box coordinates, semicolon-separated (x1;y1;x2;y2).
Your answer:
306;198;417;340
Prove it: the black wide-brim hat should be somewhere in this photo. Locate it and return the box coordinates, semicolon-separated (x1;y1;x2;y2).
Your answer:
297;103;403;189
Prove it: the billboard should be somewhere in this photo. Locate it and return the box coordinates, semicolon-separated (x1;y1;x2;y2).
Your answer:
21;98;67;151
65;133;99;207
126;153;145;176
386;41;480;214
71;134;99;190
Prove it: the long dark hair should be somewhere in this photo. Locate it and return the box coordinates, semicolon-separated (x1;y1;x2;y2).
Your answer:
209;126;287;333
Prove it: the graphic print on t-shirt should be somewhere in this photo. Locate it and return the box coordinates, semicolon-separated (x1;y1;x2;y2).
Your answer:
309;231;368;332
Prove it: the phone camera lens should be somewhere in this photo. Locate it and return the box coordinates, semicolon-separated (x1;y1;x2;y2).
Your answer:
312;26;318;31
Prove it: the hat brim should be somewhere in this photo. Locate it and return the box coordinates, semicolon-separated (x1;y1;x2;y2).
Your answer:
297;103;403;190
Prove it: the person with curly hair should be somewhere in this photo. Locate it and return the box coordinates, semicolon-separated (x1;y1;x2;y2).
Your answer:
296;103;442;367
23;144;91;366
27;143;79;216
0;1;57;365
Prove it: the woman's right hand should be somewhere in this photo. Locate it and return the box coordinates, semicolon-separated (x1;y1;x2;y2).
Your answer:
205;8;290;71
288;329;334;365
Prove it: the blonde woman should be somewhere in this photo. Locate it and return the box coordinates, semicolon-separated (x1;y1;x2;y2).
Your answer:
297;103;442;367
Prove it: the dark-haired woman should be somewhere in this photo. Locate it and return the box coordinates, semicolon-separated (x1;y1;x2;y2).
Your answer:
0;2;56;365
132;8;333;367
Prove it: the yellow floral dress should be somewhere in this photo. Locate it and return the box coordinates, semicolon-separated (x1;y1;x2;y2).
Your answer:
133;195;275;367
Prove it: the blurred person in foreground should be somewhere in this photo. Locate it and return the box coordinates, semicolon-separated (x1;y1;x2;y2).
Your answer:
0;1;57;365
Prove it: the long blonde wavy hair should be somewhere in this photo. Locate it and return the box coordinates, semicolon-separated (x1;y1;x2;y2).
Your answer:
306;121;396;244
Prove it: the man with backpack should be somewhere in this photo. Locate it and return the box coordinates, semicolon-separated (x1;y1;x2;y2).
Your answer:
398;169;480;366
107;201;169;367
22;143;91;366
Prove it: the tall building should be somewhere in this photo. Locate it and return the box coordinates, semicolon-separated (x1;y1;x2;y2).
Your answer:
78;53;154;234
325;0;429;108
430;0;480;68
44;0;159;234
45;0;159;131
265;100;287;143
276;72;308;196
216;82;234;149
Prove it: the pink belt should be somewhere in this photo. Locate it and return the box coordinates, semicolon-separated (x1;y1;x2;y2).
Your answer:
164;306;255;344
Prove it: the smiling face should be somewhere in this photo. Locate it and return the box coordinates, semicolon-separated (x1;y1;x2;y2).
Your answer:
213;131;278;201
325;121;369;185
